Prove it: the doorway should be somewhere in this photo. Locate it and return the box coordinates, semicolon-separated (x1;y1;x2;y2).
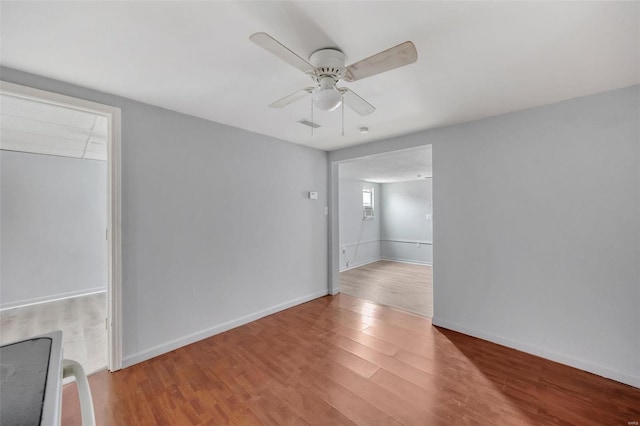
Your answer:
0;81;122;372
333;145;433;317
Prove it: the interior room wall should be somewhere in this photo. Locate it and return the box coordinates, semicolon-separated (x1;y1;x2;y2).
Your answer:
0;150;107;309
329;85;640;388
0;67;329;367
338;179;380;270
379;179;432;264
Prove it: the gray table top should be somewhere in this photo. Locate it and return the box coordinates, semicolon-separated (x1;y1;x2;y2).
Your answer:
0;331;63;426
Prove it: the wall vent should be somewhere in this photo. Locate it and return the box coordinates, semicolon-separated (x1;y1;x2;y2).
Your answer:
297;119;320;128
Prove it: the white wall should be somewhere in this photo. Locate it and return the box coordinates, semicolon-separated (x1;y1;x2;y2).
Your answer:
0;67;329;367
329;85;640;388
338;179;380;270
380;180;432;264
0;151;107;309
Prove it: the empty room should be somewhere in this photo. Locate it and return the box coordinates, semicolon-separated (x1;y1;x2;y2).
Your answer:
0;1;638;425
0;94;109;376
338;146;433;317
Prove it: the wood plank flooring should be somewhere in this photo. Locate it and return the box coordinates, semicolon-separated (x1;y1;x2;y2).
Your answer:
0;292;107;374
62;294;640;425
340;260;432;317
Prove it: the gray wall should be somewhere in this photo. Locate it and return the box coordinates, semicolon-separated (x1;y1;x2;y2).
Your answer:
379;180;432;264
0;67;329;366
329;85;640;388
338;178;434;269
338;179;380;270
0;150;107;309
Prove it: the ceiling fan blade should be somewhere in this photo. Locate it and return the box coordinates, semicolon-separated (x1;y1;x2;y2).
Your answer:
339;88;376;116
250;32;315;74
269;88;314;109
344;41;417;82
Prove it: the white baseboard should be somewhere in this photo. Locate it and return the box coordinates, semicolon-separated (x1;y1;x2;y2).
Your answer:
0;287;107;311
380;257;432;266
340;257;381;272
432;317;640;389
122;289;329;368
339;257;432;272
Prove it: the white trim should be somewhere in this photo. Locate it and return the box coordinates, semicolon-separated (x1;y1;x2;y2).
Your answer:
0;288;106;311
339;257;381;272
432;317;640;389
329;163;340;295
379;257;432;266
340;239;380;248
0;81;123;372
340;258;432;272
342;240;433;249
122;290;329;368
107;97;123;373
380;239;433;245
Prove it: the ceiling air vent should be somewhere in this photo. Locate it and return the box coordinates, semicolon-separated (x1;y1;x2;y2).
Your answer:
297;119;320;128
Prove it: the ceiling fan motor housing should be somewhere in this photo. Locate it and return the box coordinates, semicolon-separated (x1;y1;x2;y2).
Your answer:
309;48;346;84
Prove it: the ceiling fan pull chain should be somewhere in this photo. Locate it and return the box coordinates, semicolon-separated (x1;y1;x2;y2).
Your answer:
311;98;314;136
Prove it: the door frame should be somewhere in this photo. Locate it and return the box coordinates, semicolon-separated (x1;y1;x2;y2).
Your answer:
329;145;433;300
0;80;123;371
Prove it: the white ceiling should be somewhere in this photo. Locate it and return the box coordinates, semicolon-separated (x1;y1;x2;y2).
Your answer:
340;146;431;184
0;94;107;161
1;1;637;151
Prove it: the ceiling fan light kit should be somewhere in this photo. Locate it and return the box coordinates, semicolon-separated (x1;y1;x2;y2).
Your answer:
249;32;417;134
313;85;342;112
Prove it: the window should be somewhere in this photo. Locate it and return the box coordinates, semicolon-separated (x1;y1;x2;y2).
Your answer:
363;188;374;219
363;189;373;208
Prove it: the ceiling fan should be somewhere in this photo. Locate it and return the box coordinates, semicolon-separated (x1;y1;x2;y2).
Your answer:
249;32;417;116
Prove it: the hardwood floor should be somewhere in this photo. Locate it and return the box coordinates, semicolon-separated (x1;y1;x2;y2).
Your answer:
0;292;107;374
62;294;640;425
340;260;433;317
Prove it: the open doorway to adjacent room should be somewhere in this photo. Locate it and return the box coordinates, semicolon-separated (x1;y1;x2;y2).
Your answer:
0;82;122;373
337;145;433;317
